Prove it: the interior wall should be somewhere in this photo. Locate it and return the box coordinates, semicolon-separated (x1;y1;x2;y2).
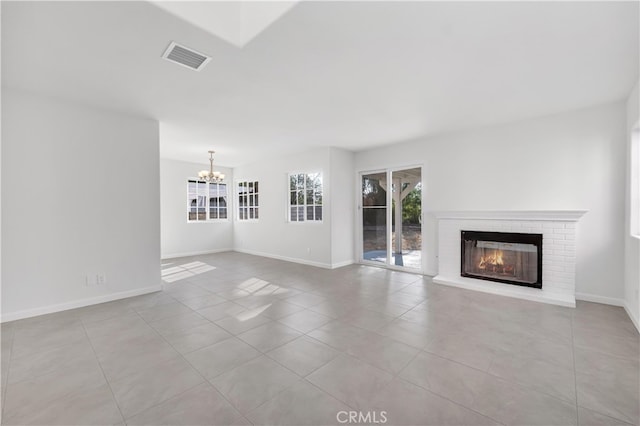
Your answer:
232;147;334;267
1;89;161;321
355;102;627;302
160;158;233;259
625;79;640;329
330;148;355;266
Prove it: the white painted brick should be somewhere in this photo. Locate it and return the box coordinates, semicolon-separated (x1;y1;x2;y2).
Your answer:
545;254;564;262
437;215;579;306
545;265;564;272
559;249;576;256
554;271;574;278
555;228;574;235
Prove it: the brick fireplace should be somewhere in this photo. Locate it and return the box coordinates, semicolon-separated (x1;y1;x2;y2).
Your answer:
432;211;586;307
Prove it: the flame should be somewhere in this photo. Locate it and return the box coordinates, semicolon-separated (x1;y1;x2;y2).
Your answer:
478;250;504;270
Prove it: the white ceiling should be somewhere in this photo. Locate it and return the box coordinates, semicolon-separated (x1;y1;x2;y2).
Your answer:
152;1;298;48
2;1;638;167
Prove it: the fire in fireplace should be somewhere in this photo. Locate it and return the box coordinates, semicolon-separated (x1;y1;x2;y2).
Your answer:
461;231;542;288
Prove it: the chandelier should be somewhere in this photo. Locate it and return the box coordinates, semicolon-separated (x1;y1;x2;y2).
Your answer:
198;150;225;183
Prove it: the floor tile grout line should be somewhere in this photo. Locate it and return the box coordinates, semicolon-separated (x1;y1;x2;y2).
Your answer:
131;310;255;426
571;313;581;426
235;343;361;419
191;312;355;419
575;404;637;426
8;255;637;425
393;370;507;425
572;340;640;363
3;321;102;421
480;355;578;405
420;344;580;407
416;346;581;410
297;326;413;382
569;317;637;425
394;348;507;426
293;333;504;426
1;326;16;420
300;376;361;412
79;320;127;425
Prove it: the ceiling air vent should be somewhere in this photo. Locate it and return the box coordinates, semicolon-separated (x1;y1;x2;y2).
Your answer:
162;41;211;71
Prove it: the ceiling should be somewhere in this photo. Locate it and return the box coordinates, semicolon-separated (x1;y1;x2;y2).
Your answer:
2;1;638;167
153;1;298;48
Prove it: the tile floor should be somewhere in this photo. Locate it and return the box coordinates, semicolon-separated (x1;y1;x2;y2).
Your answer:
1;252;638;425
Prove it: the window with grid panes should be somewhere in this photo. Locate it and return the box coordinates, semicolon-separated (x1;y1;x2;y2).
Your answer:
288;172;322;222
187;180;228;221
237;181;259;220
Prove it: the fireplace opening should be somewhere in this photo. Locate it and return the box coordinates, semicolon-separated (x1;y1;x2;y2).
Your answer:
461;231;542;289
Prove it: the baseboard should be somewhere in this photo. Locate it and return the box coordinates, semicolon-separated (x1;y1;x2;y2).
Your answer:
161;248;232;260
233;248;334;269
1;285;162;323
624;302;640;333
575;292;625;307
331;259;355;269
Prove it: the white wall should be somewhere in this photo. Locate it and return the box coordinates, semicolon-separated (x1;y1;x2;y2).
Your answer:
1;89;161;321
233;147;332;267
625;79;640;330
160;158;233;259
355;102;627;302
232;147;354;268
330;148;355;266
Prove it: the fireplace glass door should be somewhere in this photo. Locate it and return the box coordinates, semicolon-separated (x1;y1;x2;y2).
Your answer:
461;231;542;288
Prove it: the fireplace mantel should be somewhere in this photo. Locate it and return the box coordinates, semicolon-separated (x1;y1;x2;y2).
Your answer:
430;210;587;221
431;210;587;307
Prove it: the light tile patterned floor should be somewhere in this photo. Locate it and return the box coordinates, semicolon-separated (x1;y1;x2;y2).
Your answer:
1;252;638;425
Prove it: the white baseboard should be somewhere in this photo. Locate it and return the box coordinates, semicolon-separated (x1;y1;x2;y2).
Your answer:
161;248;232;260
233;248;336;269
624;302;640;333
331;259;355;269
1;285;162;323
575;292;625;307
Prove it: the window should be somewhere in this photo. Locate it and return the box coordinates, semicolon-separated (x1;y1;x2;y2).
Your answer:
289;172;322;222
187;180;228;221
237;181;259;220
632;127;640;237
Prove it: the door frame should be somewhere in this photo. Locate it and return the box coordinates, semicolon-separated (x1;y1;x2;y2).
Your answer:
356;164;424;274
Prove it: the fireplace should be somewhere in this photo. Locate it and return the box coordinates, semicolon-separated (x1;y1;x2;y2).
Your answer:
461;230;542;289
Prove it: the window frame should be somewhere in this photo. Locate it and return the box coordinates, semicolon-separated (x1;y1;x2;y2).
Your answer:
187;179;229;223
631;126;640;239
287;171;323;223
236;180;260;221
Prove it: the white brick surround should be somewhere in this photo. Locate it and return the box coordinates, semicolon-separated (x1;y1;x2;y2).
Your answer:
432;211;587;307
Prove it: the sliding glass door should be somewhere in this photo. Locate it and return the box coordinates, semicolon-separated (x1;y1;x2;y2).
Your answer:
360;167;422;271
362;172;389;265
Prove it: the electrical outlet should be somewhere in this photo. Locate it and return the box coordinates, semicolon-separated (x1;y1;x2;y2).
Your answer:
96;273;107;285
86;274;97;286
